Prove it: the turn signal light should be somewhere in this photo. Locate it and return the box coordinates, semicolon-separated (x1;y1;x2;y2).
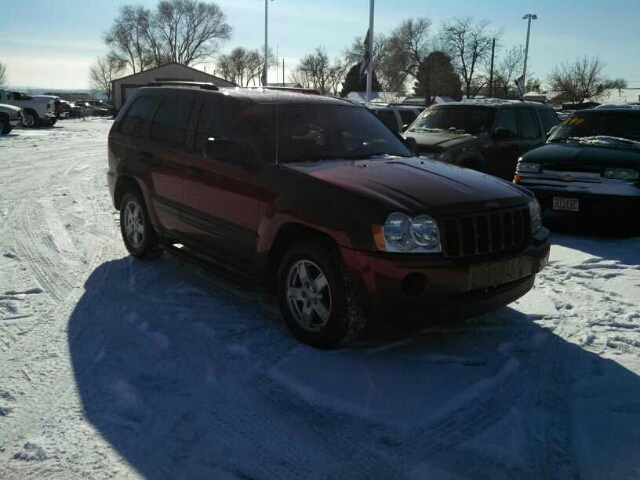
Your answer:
513;174;521;183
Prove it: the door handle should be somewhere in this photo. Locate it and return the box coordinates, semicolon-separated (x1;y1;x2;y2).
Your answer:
186;166;203;176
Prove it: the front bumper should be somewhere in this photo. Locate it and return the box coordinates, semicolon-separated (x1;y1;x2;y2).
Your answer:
340;232;550;324
517;176;640;216
9;118;22;127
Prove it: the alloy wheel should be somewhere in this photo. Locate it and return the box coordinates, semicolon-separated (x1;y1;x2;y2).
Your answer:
285;259;332;331
124;200;145;249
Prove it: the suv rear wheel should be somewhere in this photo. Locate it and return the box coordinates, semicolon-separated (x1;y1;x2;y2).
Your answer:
277;241;366;348
120;192;161;259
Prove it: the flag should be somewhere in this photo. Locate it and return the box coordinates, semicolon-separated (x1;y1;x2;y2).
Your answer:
359;29;372;80
514;75;525;99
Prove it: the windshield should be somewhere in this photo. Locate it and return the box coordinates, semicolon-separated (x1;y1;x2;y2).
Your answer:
252;104;413;163
549;111;640;145
407;106;496;136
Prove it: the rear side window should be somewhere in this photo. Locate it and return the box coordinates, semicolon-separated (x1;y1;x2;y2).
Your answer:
195;101;243;152
150;96;194;146
120;96;156;138
518;108;541;139
538;108;560;134
494;108;518;137
399;109;417;127
375;110;398;132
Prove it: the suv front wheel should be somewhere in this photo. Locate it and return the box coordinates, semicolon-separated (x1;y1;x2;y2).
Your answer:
277;241;366;348
120;192;161;259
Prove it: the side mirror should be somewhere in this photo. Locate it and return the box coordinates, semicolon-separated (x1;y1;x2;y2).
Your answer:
402;124;410;132
204;137;251;167
547;125;559;139
492;128;515;141
404;136;418;152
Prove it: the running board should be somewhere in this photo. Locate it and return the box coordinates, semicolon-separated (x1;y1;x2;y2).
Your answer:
160;242;257;287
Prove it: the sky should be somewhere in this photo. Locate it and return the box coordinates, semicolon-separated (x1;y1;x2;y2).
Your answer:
1;0;640;91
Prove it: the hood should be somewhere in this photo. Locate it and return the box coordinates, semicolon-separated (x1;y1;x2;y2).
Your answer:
284;157;528;216
0;103;22;114
404;131;478;152
522;142;640;167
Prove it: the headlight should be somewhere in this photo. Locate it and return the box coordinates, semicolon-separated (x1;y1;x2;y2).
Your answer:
410;215;440;249
604;168;639;181
517;162;541;173
373;212;442;253
528;198;542;234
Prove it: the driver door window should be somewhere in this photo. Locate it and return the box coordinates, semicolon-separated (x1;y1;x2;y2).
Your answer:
194;101;243;155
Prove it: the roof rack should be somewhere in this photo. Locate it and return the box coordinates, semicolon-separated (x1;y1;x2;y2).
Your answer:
245;86;320;95
146;81;219;91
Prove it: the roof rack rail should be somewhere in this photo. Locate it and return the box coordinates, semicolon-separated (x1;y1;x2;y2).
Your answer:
245;86;320;95
147;81;219;91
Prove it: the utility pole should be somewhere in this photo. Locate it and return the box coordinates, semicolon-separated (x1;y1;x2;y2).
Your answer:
522;13;537;87
282;58;285;86
489;38;495;97
263;0;273;86
366;0;374;103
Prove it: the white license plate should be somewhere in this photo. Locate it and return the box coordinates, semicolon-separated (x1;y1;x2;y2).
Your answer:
470;257;533;289
552;197;579;212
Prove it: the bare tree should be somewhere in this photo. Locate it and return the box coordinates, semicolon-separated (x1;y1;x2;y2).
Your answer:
344;34;390;86
89;55;127;100
150;0;231;66
105;6;155;74
217;47;274;86
0;62;7;89
493;46;524;98
603;78;628;96
548;56;607;104
343;18;431;94
105;1;231;73
441;17;497;99
292;47;343;94
384;18;432;90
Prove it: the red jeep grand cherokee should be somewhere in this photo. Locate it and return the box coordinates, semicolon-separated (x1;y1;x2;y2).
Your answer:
108;83;550;347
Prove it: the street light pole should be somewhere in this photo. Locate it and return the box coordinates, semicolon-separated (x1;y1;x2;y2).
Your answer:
263;0;273;86
366;0;374;103
522;13;537;87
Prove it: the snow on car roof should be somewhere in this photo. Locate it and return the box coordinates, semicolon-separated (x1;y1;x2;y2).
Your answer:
217;87;354;106
595;102;640;110
436;98;553;108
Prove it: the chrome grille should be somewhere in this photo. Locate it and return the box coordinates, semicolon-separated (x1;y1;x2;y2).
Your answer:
441;206;530;258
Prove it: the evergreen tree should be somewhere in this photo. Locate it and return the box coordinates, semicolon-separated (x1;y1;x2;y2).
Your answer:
340;63;382;98
414;51;462;104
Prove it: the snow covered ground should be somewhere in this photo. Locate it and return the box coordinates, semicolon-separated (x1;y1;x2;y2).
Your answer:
1;119;639;479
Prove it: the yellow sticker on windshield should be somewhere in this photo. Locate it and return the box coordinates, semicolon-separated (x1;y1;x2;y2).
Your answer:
564;117;585;126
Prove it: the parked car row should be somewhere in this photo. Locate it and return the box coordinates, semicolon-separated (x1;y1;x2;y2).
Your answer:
0;91;114;135
400;99;639;224
0;90;56;128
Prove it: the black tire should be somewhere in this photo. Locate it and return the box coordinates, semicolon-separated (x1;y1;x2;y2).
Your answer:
276;240;366;348
1;117;10;135
23;110;39;128
119;192;161;259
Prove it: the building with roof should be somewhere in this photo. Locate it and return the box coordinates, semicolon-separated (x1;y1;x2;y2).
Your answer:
111;62;236;110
